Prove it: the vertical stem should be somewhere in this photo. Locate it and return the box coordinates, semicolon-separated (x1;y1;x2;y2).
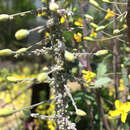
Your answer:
79;2;110;129
113;0;120;100
113;1;120;129
95;89;110;130
127;0;130;44
79;1;91;71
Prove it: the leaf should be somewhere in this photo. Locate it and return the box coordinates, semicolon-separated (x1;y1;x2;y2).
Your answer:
63;31;73;41
95;77;111;87
97;63;107;79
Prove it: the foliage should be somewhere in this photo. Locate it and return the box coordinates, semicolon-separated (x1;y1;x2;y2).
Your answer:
0;0;130;130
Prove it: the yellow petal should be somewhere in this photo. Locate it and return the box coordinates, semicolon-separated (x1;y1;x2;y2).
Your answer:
115;100;122;109
121;112;127;123
109;110;120;117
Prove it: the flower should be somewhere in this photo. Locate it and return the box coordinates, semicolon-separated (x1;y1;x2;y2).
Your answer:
118;79;125;91
45;32;50;37
60;15;66;24
74;18;83;27
109;100;130;123
37;11;46;16
74;32;82;42
105;8;115;20
90;29;97;38
82;70;96;86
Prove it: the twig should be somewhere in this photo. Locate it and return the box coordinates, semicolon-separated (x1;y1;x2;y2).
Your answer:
64;85;78;111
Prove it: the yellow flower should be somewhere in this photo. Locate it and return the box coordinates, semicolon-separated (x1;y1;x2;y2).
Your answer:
109;100;130;123
74;32;82;42
74;18;83;27
82;70;96;86
45;32;50;37
118;79;125;91
90;29;97;38
37;11;46;16
109;87;115;96
60;15;66;24
105;8;115;20
0;77;2;82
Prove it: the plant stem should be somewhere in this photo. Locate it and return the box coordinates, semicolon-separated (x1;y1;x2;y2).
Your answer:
95;89;110;130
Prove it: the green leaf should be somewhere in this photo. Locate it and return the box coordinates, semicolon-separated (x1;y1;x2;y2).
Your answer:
97;63;107;79
63;31;73;41
95;77;111;87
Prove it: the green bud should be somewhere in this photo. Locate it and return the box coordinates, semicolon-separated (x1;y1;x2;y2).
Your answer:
113;29;120;34
83;36;94;41
96;26;106;31
15;29;30;40
0;14;9;22
102;0;110;2
7;76;21;82
90;22;98;28
64;51;75;62
37;73;48;82
42;66;49;72
71;67;78;74
0;49;13;56
84;14;94;21
125;47;130;53
95;50;109;56
76;109;87;116
16;48;28;54
0;109;14;117
89;0;100;8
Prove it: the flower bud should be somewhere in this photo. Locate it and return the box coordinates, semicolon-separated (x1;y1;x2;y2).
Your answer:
0;49;13;56
37;73;48;82
102;0;110;2
83;36;94;41
89;0;100;8
96;26;106;31
125;47;130;53
0;109;14;117
76;109;87;116
64;51;75;62
84;14;94;21
90;22;98;28
16;48;28;54
95;50;109;56
7;76;21;82
71;67;78;74
0;14;9;22
15;29;30;40
42;66;49;72
113;29;120;34
49;1;59;11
